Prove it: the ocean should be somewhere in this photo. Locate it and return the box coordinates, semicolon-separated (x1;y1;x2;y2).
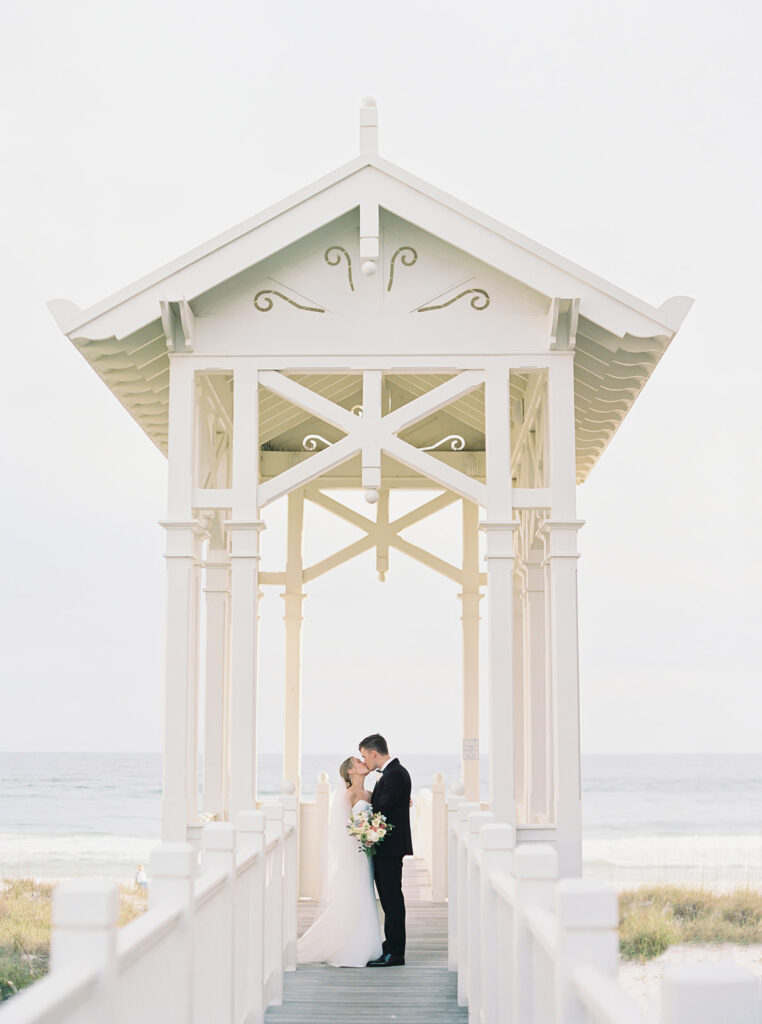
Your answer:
1;752;761;887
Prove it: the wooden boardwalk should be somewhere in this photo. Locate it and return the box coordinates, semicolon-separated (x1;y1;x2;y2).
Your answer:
265;858;466;1023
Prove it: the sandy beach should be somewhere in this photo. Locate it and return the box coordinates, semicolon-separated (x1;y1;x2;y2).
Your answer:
620;943;762;1018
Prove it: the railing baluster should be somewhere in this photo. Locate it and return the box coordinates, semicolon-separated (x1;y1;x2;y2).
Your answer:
480;824;515;1024
50;879;119;1022
200;823;236;1024
264;804;285;1007
467;811;494;1023
554;880;618;1024
447;783;464;971
456;801;480;1007
235;810;266;1024
280;785;299;971
149;842;196;1024
513;844;557;1024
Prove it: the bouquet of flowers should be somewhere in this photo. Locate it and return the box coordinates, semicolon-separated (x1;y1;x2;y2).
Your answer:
347;807;394;855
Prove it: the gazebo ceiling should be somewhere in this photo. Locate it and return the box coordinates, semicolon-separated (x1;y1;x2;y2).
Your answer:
49;152;692;484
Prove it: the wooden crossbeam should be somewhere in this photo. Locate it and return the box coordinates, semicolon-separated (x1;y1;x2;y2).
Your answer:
383;370;484;435
301;487;467;584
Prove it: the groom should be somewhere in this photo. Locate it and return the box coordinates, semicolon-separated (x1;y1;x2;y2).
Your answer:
359;733;413;967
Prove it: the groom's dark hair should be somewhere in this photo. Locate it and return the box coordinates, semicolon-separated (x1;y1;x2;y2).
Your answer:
359;733;388;756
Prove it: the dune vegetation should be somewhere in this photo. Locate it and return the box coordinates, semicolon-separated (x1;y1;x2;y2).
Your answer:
0;879;146;1001
619;886;762;960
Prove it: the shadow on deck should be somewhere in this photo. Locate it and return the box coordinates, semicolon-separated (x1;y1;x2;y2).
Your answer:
265;858;466;1023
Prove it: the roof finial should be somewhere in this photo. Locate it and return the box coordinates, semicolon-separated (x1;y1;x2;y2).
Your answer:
359;97;378;155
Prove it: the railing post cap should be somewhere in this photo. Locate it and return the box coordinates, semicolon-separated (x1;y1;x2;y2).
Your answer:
468;810;494;833
457;801;481;822
150;841;197;879
317;771;330;785
556;879;618;928
514;843;558;879
281;780;296;795
264;803;285;820
661;963;759;1017
52;879;119;929
201;821;236;851
237;809;265;832
450;780;465;796
480;823;516;850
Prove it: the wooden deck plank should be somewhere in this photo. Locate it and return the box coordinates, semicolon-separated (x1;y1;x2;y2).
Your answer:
265;858;465;1023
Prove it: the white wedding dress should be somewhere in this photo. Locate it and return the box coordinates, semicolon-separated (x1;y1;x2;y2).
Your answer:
296;791;383;968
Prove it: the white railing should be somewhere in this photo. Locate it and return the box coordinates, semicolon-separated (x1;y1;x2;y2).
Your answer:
448;796;762;1024
0;797;299;1024
411;773;448;900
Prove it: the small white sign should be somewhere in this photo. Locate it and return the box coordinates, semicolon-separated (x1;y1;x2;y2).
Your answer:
463;738;479;761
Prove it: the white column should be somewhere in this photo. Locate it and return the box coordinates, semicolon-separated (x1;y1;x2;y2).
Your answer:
459;499;481;803
202;546;230;817
226;362;265;822
161;355;204;841
513;572;525;820
545;352;584;876
482;367;519;824
283;489;305;795
523;550;549;821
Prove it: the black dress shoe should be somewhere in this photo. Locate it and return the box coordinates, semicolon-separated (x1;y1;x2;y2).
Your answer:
366;953;405;967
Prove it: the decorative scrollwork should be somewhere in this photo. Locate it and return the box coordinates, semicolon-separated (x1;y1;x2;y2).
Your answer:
253;290;325;313
416;288;490;312
420;435;466;452
324;246;354;292
302;434;332;451
351;405;364;417
387;247;418;291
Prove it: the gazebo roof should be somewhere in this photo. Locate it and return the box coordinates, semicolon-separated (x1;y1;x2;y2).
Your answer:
48;139;692;483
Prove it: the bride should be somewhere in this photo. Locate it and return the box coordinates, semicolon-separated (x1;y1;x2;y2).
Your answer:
296;756;383;967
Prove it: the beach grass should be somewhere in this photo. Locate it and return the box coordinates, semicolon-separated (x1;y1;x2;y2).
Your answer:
619;886;762;960
0;879;147;1002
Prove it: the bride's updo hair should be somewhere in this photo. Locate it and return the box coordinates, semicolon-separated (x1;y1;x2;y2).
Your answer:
339;756;354;789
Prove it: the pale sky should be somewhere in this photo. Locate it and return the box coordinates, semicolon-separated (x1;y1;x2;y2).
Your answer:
1;0;760;758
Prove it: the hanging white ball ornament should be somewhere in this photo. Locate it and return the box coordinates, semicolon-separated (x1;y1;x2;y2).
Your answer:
364;488;380;504
361;260;377;276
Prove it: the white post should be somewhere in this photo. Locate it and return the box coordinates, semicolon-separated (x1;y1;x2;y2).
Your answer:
460;499;482;803
467;811;494;1023
513;844;558;1024
523;550;548;822
479;823;515;1024
236;810;266;1024
264;804;285;1006
431;772;448;901
50;880;118;1018
483;368;519;825
203;547;230;817
456;801;480;1006
280;785;299;970
545;353;584;876
554;880;619;1024
661;964;760;1024
447;784;465;971
150;842;196;1024
283;489;305;796
314;772;331;902
226;362;264;822
161;520;204;841
201;823;236;1024
513;573;525;820
161;359;204;842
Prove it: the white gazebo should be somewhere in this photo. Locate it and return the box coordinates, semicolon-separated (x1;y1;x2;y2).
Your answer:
49;100;692;879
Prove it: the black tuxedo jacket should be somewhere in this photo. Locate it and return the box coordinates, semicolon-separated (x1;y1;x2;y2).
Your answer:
370;758;413;859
